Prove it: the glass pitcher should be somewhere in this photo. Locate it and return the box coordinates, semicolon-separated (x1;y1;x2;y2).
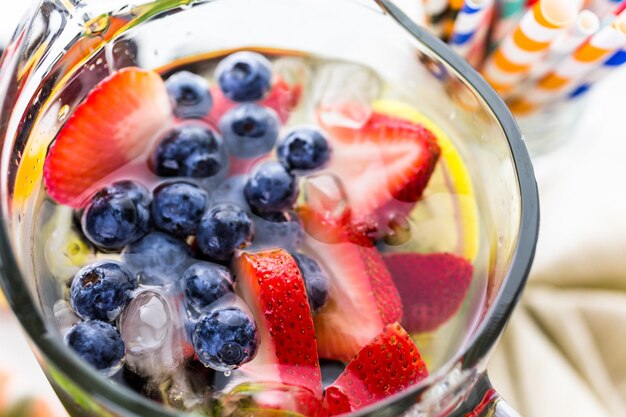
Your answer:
0;1;539;416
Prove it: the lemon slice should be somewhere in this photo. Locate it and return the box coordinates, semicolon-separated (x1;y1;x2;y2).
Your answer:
372;100;479;261
42;205;95;280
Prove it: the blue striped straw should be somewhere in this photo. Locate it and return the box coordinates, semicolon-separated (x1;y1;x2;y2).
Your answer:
569;48;626;98
450;0;495;58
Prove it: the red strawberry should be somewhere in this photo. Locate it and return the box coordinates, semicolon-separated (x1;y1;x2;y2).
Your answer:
322;112;440;223
234;250;323;412
383;253;474;333
43;67;172;207
321;322;428;416
301;218;403;362
208;76;301;125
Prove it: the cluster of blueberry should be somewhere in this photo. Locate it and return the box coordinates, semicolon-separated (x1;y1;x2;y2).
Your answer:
64;52;332;375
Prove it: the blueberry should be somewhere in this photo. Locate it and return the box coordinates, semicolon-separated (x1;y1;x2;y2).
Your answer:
252;211;304;251
70;261;138;321
122;231;193;286
65;321;125;372
152;123;228;179
81;181;151;251
292;253;330;313
244;162;299;214
152;182;209;237
192;307;258;371
183;262;234;313
219;104;280;158
166;71;213;119
277;127;331;172
215;52;272;102
196;204;254;261
211;175;250;211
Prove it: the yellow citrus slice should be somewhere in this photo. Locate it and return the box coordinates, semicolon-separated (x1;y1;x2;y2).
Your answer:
372;100;479;261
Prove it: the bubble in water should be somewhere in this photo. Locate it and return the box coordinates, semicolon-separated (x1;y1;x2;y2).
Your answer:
119;290;188;379
57;104;69;121
314;62;381;129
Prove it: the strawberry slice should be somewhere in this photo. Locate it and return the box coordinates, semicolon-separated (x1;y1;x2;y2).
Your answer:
321;322;428;416
234;249;323;411
300;213;403;362
208;76;301;125
383;253;473;333
43;67;172;207
322;112;440;223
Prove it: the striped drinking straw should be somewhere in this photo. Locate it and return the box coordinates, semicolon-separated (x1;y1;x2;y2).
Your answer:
568;48;626;98
531;10;601;78
587;0;624;17
424;0;451;37
492;0;527;45
450;0;496;59
551;10;601;55
481;0;582;97
509;9;626;113
443;0;467;40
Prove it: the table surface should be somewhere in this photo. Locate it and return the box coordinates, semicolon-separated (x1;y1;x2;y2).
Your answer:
1;2;626;417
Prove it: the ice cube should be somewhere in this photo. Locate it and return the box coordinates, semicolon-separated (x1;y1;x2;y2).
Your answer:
53;299;81;336
303;173;349;221
273;57;310;90
250;211;304;251
314;62;381;129
119;290;189;379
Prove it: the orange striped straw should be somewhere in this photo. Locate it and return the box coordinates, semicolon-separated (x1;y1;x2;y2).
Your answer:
530;10;601;79
443;0;467;40
510;9;626;113
481;0;581;97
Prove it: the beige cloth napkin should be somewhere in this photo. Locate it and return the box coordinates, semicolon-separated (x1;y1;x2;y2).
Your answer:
488;69;626;417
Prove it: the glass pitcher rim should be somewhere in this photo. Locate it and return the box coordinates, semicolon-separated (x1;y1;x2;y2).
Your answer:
0;0;539;416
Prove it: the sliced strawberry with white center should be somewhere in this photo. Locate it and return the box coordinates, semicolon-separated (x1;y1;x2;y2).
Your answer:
322;112;441;223
43;67;173;207
299;211;403;362
234;249;323;411
321;322;428;416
